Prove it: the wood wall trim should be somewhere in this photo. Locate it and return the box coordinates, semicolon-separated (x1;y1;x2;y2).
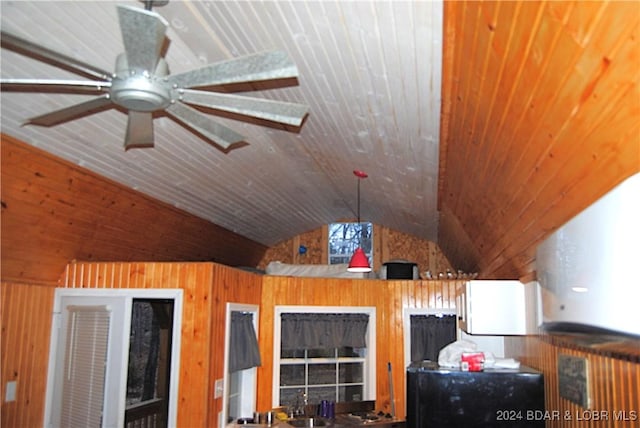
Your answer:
541;334;640;364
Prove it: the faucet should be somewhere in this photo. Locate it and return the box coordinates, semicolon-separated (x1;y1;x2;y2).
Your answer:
290;390;308;417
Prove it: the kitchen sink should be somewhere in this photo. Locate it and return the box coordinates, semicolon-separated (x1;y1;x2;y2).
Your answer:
287;417;327;427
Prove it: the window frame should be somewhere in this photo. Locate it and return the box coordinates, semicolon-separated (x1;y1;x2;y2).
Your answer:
327;222;373;265
272;306;377;407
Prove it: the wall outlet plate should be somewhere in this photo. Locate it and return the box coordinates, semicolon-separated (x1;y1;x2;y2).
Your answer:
5;381;16;402
214;378;223;399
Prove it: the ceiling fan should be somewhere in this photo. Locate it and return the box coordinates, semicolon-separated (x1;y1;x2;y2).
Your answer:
0;0;309;151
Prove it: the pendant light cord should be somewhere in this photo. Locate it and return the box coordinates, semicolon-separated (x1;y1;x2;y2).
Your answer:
356;177;361;225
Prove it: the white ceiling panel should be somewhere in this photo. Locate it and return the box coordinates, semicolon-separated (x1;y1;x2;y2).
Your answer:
0;0;443;245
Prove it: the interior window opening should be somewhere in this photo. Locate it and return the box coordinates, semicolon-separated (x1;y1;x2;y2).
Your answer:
328;222;373;265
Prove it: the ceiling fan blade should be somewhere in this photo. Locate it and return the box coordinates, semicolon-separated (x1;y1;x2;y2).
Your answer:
167;51;298;89
0;31;112;81
179;89;309;127
117;5;168;73
165;102;245;150
25;95;113;127
124;111;154;150
0;78;111;95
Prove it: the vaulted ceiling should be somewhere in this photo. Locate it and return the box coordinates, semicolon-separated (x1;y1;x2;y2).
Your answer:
2;1;638;279
0;0;443;247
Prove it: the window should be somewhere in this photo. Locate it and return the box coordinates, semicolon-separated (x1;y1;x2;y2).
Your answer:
126;299;175;427
328;222;373;265
222;304;260;426
273;306;376;409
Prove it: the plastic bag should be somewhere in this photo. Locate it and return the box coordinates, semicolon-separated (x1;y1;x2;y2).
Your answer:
437;339;520;369
437;340;478;368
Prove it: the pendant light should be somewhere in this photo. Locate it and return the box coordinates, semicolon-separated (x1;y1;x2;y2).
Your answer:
348;170;372;273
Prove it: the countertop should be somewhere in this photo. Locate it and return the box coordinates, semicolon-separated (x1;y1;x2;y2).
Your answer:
230;415;405;428
407;360;542;375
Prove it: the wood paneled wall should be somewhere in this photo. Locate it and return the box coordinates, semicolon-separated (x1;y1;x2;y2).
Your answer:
505;335;639;428
5;264;639;428
0;282;55;428
209;263;263;427
60;261;263;428
1;261;459;427
1;135;267;286
256;276;462;419
439;0;640;279
258;224;454;276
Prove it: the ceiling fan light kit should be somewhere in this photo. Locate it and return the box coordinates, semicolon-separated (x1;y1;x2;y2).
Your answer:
0;1;309;152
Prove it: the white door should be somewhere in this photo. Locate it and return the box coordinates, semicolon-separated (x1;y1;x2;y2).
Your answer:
44;289;183;428
49;295;130;428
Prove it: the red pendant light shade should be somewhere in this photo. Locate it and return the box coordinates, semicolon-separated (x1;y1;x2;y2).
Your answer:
347;169;371;273
348;247;371;272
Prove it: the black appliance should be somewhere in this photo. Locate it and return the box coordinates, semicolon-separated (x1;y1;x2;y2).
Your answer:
381;261;418;279
406;361;545;428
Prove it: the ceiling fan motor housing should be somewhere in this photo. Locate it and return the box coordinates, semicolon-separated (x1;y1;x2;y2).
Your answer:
110;53;172;112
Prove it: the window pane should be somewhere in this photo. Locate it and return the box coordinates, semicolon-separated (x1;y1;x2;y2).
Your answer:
339;363;363;383
308;364;336;385
279;388;300;407
281;349;305;358
126;299;173;409
308;386;336;403
227;372;241;422
308;348;335;358
280;365;305;386
127;301;156;405
329;255;351;264
339;385;363;402
337;347;365;357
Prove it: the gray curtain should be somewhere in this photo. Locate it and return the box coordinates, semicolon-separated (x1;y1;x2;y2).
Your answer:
410;314;457;362
229;311;261;372
281;313;369;350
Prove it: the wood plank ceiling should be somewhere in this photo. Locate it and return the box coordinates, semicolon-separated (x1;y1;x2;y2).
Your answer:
439;0;639;278
1;1;638;279
0;0;443;247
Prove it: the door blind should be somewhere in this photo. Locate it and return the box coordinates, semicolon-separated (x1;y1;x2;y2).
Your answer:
61;305;111;428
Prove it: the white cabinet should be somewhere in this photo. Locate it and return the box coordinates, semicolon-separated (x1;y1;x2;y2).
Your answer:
456;280;539;335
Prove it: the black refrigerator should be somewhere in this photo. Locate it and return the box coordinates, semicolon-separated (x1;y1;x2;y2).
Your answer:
406;361;545;428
